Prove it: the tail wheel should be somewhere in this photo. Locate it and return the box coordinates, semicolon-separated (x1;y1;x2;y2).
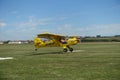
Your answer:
63;48;68;52
35;49;38;51
69;48;73;52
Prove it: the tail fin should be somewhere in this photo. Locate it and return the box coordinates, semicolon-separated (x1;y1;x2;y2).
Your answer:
34;37;45;48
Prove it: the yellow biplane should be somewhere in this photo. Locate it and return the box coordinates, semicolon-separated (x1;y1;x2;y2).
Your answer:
34;33;80;52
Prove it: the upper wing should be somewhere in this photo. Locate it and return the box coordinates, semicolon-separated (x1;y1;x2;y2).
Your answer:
37;33;65;40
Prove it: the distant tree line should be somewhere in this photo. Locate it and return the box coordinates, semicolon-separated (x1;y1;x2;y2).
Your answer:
81;35;120;42
2;40;33;44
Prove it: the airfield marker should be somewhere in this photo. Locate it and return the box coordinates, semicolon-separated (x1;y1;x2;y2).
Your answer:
0;57;14;60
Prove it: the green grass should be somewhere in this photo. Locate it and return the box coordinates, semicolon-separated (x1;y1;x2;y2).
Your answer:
0;42;120;80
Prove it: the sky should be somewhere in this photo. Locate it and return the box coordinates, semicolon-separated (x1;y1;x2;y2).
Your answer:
0;0;120;40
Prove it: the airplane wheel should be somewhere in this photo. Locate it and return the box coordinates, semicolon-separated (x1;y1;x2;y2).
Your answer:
69;48;73;52
63;48;68;52
35;49;37;51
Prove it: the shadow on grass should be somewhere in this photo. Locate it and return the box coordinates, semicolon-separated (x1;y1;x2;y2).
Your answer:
28;51;64;56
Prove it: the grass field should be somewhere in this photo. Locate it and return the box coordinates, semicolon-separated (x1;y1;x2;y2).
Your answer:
0;42;120;80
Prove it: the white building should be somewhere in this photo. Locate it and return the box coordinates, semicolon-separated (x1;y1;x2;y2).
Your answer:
0;42;4;44
8;41;22;44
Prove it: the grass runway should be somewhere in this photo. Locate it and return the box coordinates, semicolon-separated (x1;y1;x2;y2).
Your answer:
0;42;120;80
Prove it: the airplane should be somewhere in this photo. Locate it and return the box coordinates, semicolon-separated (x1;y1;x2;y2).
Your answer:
34;33;80;52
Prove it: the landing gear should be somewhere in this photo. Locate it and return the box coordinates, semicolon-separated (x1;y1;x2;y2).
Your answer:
63;48;68;52
67;46;73;52
69;47;73;52
63;46;73;52
35;49;37;51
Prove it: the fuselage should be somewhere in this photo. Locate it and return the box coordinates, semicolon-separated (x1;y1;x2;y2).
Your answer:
34;37;78;49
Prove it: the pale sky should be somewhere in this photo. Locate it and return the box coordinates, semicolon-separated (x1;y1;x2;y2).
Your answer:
0;0;120;40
